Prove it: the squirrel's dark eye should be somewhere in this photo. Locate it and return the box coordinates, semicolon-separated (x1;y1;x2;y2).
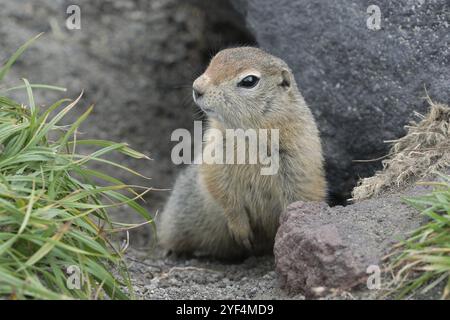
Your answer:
238;75;260;88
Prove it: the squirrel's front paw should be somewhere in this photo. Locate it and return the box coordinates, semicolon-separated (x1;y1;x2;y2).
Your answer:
227;215;254;251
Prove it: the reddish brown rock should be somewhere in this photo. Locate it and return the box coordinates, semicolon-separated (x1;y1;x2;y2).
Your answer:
274;195;425;297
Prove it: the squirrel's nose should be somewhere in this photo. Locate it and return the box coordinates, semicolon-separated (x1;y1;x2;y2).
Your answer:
193;77;207;101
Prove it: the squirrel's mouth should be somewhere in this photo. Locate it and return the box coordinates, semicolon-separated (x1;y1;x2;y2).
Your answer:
201;107;214;114
196;103;215;115
195;100;221;119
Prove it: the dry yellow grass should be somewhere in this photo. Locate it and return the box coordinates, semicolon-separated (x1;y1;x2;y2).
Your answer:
352;99;450;201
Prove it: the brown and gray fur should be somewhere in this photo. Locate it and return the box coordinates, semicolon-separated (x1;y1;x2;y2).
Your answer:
158;47;326;260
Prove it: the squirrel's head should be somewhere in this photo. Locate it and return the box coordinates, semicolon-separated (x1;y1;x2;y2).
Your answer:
193;47;298;127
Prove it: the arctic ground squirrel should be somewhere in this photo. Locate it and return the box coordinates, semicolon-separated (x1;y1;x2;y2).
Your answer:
158;47;326;259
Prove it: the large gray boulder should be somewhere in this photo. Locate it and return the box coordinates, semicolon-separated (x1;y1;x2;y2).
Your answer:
231;0;450;202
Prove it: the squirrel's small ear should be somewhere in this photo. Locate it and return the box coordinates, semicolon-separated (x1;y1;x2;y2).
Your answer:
280;69;291;90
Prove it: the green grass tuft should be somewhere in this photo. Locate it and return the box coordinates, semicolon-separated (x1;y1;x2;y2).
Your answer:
0;36;153;299
388;173;450;299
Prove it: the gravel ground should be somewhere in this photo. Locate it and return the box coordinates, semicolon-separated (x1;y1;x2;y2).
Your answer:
124;248;302;300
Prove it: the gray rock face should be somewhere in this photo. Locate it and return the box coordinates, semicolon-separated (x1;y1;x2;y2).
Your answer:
274;194;424;297
231;0;450;202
